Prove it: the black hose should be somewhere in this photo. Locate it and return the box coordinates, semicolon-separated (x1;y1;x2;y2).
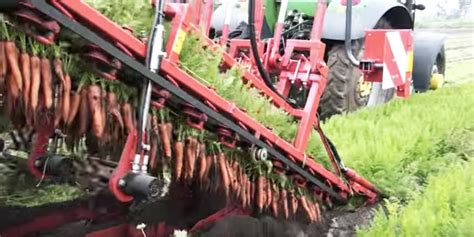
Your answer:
345;0;360;67
248;0;297;107
136;0;165;153
314;113;344;175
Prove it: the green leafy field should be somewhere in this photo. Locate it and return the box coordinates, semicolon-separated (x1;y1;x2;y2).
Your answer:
358;129;474;237
322;83;474;199
320;81;474;235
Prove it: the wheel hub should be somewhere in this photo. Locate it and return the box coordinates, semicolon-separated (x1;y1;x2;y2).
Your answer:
357;75;372;98
430;65;444;90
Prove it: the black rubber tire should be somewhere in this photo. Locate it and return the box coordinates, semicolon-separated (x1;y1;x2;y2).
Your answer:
319;44;361;120
319;19;394;120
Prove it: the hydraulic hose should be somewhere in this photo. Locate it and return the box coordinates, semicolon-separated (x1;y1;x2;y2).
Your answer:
136;0;165;158
345;0;360;67
248;0;297;107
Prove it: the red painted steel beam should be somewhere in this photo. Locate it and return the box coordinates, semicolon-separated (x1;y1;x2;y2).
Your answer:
55;0;146;58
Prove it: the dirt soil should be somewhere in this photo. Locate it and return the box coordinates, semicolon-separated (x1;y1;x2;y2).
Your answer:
195;204;380;237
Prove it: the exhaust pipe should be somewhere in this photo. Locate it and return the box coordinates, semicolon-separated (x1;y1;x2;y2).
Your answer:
345;0;360;67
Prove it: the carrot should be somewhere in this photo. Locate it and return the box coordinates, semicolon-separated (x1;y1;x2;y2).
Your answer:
0;41;7;88
151;114;159;136
238;170;244;204
183;137;191;180
210;154;219;193
40;57;53;109
299;196;314;222
234;175;241;202
107;92;123;128
30;55;41;112
271;187;279;217
217;153;230;199
266;180;272;209
308;201;319;222
54;84;63;127
6;67;19;101
88;85;104;138
5;42;22;92
87;85;101;113
53;58;65;126
160;123;171;158
173;141;184;181
166;122;173;142
249;182;254;205
4;74;16;117
290;191;298;215
256;176;265;211
314;202;321;222
67;89;81;124
20;53;31;112
122;102;135;134
53;58;65;83
107;91;118;108
100;89;107;135
61;74;71;122
111;108;124;129
203;155;213;190
243;177;250;208
187;137;197;179
93;106;105;138
77;89;90;136
198;143;207;183
281;189;289;219
149;133;158;170
229;161;239;196
225;159;236;193
240;173;247;207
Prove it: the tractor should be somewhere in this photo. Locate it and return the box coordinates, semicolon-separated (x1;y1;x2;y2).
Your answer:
0;0;445;236
211;0;446;119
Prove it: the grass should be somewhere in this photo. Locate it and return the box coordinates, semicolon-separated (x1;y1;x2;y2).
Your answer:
85;0;153;36
3;184;84;207
179;35;298;141
358;129;474;237
321;83;474;199
415;18;474;29
445;59;474;85
0;159;84;207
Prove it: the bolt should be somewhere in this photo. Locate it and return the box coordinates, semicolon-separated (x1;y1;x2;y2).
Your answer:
259;148;268;161
118;179;126;187
34;160;42;167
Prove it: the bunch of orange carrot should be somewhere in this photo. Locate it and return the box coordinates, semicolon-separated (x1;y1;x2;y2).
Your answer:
147;112;321;222
0;19;138;156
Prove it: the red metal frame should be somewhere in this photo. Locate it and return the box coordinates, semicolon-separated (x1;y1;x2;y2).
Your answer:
29;0;380;205
109;130;138;202
362;29;414;98
27;118;55;178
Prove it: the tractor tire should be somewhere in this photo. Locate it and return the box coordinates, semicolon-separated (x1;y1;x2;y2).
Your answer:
319;19;394;120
